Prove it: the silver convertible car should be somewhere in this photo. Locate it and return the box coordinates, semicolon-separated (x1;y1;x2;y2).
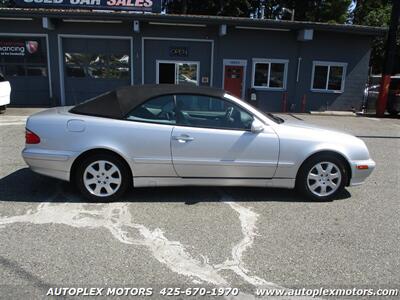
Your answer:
22;85;375;201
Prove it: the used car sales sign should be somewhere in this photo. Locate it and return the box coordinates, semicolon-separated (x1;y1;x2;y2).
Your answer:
14;0;161;12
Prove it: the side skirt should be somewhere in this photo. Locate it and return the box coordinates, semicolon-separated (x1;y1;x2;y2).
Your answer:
133;177;295;189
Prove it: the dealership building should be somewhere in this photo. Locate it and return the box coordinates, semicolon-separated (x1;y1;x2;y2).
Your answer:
0;3;385;112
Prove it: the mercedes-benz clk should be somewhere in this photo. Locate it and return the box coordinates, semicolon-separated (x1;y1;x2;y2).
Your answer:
22;85;375;202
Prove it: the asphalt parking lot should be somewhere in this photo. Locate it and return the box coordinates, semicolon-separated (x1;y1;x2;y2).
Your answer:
0;108;399;299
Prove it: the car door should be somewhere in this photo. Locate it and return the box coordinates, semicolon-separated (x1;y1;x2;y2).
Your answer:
124;95;178;177
171;94;279;178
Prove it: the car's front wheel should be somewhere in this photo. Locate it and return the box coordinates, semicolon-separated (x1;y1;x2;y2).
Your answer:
296;155;348;201
76;153;131;202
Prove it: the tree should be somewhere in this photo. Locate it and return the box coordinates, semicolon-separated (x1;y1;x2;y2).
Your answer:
352;0;391;25
165;0;253;16
0;0;11;7
352;0;399;74
273;0;352;23
166;0;352;23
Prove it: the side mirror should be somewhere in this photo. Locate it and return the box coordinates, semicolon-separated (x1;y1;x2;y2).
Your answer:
251;119;264;133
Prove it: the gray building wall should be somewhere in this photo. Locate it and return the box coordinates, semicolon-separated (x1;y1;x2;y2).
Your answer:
215;29;298;112
0;18;373;112
294;32;372;112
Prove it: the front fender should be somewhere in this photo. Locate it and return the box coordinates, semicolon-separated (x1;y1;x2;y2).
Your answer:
274;132;370;180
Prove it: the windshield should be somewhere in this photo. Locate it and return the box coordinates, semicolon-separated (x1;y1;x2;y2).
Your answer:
224;93;284;124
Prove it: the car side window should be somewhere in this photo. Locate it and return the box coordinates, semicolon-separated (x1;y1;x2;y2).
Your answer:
175;94;253;130
126;95;176;125
0;73;5;82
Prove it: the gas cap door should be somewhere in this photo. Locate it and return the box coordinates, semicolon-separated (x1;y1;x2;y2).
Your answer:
67;119;86;132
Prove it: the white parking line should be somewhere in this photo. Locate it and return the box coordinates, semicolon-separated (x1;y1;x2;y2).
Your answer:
0;116;27;126
215;195;278;287
0;189;318;299
0;201;229;284
0;122;26;126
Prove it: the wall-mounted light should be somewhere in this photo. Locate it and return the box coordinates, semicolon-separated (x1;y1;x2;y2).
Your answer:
297;29;314;41
133;20;140;33
219;24;227;36
42;17;55;30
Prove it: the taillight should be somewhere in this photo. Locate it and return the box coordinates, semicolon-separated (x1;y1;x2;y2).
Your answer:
25;129;40;144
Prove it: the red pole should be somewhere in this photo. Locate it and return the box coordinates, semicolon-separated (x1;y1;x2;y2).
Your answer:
282;93;288;112
376;75;391;116
301;95;307;113
376;0;400;117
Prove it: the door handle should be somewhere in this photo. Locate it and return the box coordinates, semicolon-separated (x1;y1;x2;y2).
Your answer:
172;134;194;143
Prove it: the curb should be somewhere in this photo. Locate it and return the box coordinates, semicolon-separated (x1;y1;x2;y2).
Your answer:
309;111;357;116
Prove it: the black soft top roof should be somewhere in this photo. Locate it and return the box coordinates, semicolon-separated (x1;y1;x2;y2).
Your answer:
70;84;226;119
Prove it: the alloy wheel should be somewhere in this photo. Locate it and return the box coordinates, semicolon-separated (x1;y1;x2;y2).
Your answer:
307;161;342;197
83;160;122;197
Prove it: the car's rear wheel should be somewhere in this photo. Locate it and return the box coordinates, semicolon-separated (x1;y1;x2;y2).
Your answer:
76;153;131;202
296;155;348;201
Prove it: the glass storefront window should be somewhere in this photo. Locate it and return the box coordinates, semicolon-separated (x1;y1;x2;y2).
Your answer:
88;66;107;79
328;66;344;91
3;65;25;76
66;65;85;78
109;54;130;80
313;65;329;90
26;66;47;77
269;63;285;88
158;62;199;85
254;63;269;87
0;37;48;77
177;63;198;86
312;62;346;92
65;52;130;80
252;60;287;89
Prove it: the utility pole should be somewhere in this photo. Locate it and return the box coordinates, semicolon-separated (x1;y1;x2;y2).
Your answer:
376;0;400;117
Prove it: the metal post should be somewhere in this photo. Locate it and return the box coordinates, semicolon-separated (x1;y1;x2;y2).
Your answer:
376;0;400;117
301;94;307;113
282;93;288;112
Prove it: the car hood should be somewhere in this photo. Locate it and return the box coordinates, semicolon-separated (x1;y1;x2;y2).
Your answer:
275;119;366;146
274;119;371;161
280;119;351;136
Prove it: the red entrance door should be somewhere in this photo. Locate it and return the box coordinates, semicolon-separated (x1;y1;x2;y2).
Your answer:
224;65;244;98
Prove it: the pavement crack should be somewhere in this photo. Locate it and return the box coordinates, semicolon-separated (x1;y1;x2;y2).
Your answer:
0;190;301;297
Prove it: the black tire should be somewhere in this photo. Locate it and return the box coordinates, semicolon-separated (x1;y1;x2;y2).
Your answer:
296;154;348;201
75;153;131;202
0;105;6;113
388;109;399;116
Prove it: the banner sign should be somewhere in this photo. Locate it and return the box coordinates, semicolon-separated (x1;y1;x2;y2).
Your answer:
0;39;39;57
14;0;162;13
